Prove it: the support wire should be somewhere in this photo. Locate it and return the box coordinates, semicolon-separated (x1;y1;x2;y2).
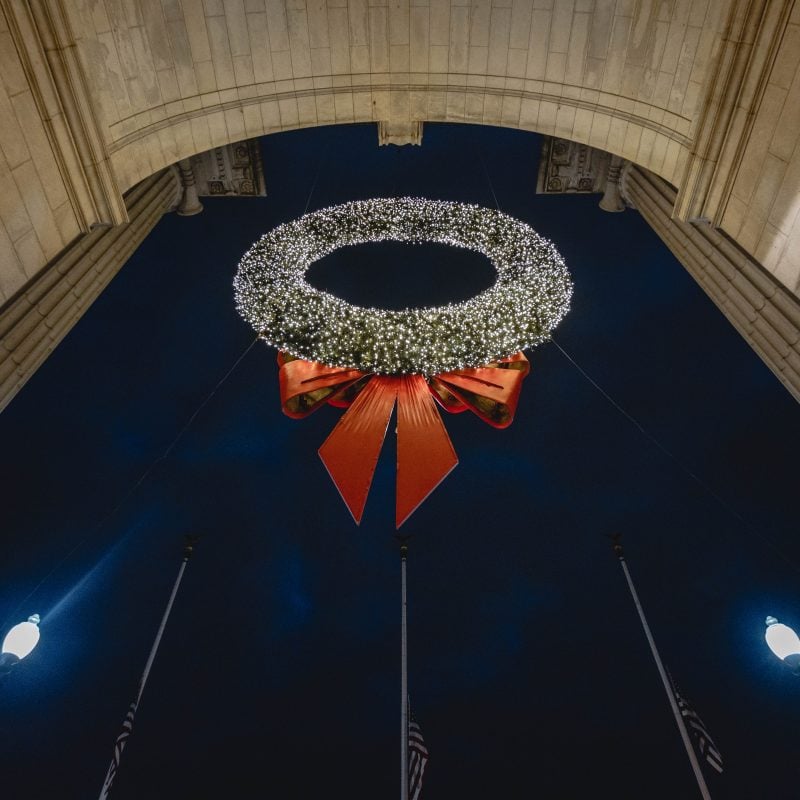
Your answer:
475;139;800;578
2;150;329;632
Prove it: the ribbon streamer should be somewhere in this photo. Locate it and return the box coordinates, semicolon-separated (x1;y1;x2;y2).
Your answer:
278;351;529;527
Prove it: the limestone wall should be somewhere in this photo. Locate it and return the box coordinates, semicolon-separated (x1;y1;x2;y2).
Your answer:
718;2;800;298
0;0;128;306
64;0;728;193
0;3;83;302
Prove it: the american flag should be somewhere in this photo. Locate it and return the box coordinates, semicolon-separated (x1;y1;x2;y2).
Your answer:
672;682;723;774
98;699;137;799
408;706;429;800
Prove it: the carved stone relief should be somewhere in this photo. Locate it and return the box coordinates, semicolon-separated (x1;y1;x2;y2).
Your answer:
536;137;628;212
175;139;267;216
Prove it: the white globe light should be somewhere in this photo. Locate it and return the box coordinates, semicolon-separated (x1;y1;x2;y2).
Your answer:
2;614;41;660
765;616;800;661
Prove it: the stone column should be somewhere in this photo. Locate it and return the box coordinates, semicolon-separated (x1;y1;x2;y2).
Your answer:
176;159;204;216
0;168;181;413
622;164;800;402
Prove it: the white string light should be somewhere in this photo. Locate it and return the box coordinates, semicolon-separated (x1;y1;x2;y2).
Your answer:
234;198;572;375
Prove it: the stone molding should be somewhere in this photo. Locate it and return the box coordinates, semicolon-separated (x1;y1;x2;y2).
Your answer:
0;169;179;413
105;88;696;160
674;0;794;225
628;165;800;401
106;81;695;194
1;0;127;231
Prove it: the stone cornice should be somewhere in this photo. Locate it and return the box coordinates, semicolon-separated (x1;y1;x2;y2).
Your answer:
105;80;694;156
630;166;800;402
0;169;178;413
1;0;127;231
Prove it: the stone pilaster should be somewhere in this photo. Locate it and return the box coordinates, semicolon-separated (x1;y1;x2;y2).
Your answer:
625;165;800;402
598;156;626;213
1;0;127;230
674;0;795;225
0;168;180;413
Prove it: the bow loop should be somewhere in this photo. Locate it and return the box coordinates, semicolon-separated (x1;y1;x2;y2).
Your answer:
431;357;528;429
278;352;365;418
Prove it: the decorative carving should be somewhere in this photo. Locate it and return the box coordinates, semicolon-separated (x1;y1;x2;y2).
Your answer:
537;137;630;213
536;137;613;195
377;121;424;147
187;139;266;198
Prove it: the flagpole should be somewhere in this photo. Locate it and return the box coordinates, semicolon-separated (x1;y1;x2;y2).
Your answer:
98;536;197;799
399;537;409;800
611;535;711;800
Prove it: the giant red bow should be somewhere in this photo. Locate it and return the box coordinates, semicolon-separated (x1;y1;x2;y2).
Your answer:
278;352;530;527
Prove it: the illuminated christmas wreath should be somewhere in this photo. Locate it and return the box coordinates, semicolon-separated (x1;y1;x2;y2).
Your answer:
234;198;572;375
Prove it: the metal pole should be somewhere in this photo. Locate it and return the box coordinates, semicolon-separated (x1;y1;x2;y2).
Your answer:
98;536;197;799
612;536;711;800
400;539;409;800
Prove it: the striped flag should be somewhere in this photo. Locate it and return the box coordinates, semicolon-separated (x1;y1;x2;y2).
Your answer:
408;706;429;800
98;699;137;799
672;682;723;774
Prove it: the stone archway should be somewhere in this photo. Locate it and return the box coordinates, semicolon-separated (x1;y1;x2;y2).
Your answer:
0;0;798;410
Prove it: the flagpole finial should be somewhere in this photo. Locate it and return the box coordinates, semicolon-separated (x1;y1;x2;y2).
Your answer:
396;534;410;560
608;533;624;559
182;535;199;561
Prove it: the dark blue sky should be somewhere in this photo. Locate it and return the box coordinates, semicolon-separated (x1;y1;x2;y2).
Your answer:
1;123;799;799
